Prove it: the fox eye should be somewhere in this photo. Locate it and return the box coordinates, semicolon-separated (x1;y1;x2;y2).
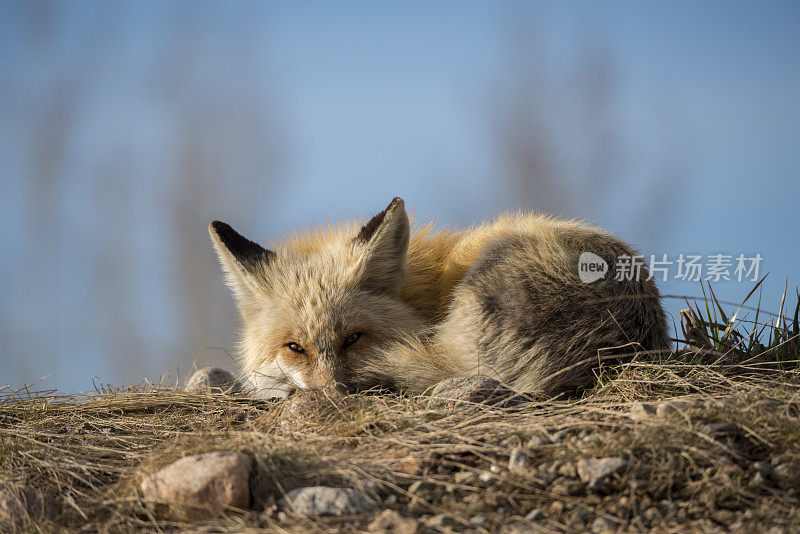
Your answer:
343;332;362;348
286;342;306;354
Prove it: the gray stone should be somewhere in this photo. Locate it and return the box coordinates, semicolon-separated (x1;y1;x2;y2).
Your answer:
508;448;530;473
280;486;378;516
524;508;544;521
657;500;676;515
771;463;800;490
570;507;592;526
426;513;460;529
577;457;628;485
185;367;242;394
592;516;621;533
140;451;252;521
470;515;492;529
629;402;657;421
428;376;526;408
0;486;53;527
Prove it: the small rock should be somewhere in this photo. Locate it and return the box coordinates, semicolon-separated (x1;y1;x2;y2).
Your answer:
508;448;530;473
630;402;657;421
0;486;53;527
592;516;620;533
656;399;694;419
525;508;544;521
140;451;252;521
426;513;460;529
557;462;577;478
428;376;525;408
570;506;592;526
185;367;242;394
478;471;494;483
280;486;378;516
368;509;419;534
577;457;628;485
657;500;676;515
771;463;800;490
470;515;492;529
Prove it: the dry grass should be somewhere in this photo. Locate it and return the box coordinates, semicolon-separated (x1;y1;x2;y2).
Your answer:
2;361;800;533
3;284;799;532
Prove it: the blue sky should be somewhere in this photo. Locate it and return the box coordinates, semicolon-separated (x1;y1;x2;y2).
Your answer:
1;1;799;391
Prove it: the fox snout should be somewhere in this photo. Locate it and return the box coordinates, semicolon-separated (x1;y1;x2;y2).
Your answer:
301;358;350;393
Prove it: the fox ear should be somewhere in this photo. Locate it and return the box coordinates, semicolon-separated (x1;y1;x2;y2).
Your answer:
354;197;410;293
209;221;274;300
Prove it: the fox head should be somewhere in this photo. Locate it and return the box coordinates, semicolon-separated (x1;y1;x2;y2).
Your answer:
209;197;423;398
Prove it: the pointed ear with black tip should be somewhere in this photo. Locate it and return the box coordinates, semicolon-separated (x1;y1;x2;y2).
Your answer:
209;221;275;302
353;197;410;293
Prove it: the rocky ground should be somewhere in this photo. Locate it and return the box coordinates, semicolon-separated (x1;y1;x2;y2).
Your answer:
2;360;800;533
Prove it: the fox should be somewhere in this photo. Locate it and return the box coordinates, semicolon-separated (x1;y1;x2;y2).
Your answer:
209;197;670;399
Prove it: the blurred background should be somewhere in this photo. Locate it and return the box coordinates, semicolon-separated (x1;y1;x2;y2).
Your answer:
1;1;798;393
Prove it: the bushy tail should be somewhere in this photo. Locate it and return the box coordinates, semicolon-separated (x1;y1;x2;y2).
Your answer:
356;335;465;394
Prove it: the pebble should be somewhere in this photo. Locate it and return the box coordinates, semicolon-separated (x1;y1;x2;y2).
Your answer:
280;486;378;516
592;516;620;533
139;451;251;521
771;463;800;490
184;367;242;394
576;457;628;485
470;515;492;529
508;448;530;473
525;508;544;521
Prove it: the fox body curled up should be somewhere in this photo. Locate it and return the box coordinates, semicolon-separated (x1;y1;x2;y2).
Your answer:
210;197;669;399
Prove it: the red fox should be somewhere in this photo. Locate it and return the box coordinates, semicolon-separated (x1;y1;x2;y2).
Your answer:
210;198;670;398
